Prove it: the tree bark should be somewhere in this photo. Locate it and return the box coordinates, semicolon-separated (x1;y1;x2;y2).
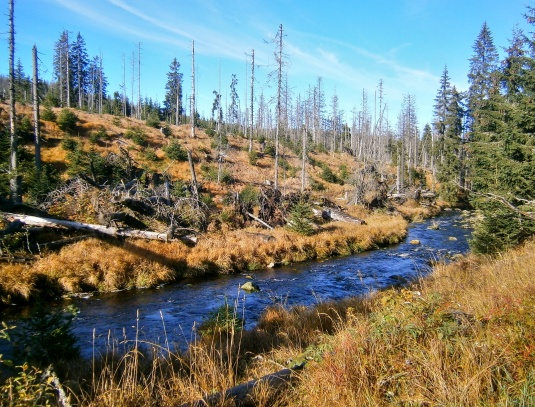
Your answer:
32;44;41;171
187;150;199;202
246;211;273;230
8;0;21;205
190;40;196;138
3;213;174;241
178;368;299;407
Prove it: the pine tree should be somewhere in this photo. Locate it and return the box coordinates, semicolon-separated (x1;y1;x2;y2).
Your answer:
437;87;465;201
87;55;107;113
467;22;500;134
71;32;89;109
501;26;527;100
228;74;239;128
164;58;183;125
53;30;71;107
467;17;535;253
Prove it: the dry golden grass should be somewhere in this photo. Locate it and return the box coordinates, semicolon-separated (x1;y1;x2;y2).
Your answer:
0;209;408;302
276;240;535;406
70;240;535;405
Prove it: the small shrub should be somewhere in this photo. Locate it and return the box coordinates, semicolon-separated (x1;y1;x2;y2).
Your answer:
287;200;316;236
164;139;188;161
142;147;159;162
198;299;243;336
13;302;79;366
161;124;172;137
239;184;259;207
56;108;78;133
210;133;229;150
111;116;122;127
61;136;78;152
171;180;189;198
24;164;59;205
145;111;161;128
201;164;234;184
201;192;214;207
41;107;56;122
310;178;325;191
248;150;258;166
205;127;216;137
125;126;148;147
339;164;349;181
89;127;107;144
320;163;339;184
264;142;276;157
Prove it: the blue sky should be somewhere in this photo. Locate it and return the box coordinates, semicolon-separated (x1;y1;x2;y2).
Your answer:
3;0;532;128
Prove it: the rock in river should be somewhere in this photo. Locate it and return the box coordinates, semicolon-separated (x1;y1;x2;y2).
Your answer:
240;281;261;292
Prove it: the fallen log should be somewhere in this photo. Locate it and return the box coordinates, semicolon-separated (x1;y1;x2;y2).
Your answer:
2;213;173;242
311;208;365;224
246;212;273;230
178;367;300;407
245;232;276;242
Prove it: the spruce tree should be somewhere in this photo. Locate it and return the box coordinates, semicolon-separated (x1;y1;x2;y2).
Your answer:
467;22;500;134
164;58;183;125
467;18;535;253
71;32;89;109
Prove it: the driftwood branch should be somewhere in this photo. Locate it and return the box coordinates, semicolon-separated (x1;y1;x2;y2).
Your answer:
2;213;173;242
246;212;273;230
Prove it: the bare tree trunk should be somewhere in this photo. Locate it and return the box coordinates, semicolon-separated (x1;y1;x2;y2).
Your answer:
187;150;199;202
99;52;103;114
137;42;141;119
249;49;254;152
131;50;135;118
274;24;284;191
176;86;179;126
8;0;20;205
122;53;127;116
3;213;173;242
190;40;196;138
32;45;41;172
66;32;70;108
301;125;307;192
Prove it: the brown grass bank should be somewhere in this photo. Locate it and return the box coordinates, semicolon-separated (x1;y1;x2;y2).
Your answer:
275;241;535;406
0;211;409;305
5;221;531;406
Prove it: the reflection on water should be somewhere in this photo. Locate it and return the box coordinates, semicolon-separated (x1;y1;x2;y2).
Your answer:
1;210;472;356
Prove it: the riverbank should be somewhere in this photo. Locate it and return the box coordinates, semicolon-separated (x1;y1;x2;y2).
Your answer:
0;202;440;306
2;212;532;406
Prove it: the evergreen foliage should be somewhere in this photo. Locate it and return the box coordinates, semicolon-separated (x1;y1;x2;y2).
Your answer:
287;200;316;236
164;58;183;124
56;108;78;133
12;302;79;366
163;139;188;161
467;17;535;253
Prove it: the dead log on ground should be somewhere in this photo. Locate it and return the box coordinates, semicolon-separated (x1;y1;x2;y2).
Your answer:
178;367;300;407
3;213;174;242
311;208;365;224
245;232;276;242
246;212;273;230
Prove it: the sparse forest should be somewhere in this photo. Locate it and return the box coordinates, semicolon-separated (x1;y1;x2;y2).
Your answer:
0;0;534;405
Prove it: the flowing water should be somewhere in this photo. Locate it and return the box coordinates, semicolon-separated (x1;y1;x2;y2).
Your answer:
1;210;472;357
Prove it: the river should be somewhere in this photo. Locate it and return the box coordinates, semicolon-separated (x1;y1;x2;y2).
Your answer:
1;210;472;357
